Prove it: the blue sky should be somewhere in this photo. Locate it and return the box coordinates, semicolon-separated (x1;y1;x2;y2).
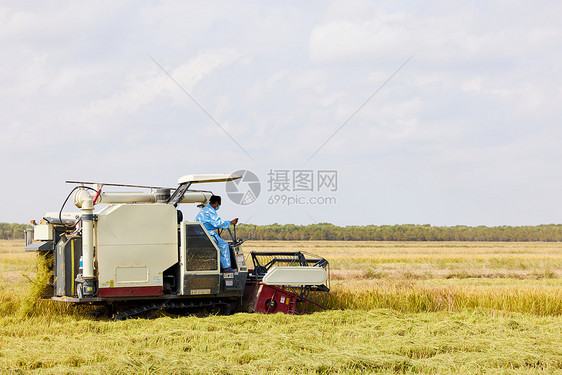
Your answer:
1;0;561;226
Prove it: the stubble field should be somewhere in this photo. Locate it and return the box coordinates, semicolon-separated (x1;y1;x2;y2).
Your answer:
0;239;561;374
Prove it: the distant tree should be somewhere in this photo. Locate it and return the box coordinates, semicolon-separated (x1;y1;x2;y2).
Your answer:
0;223;32;240
236;223;562;242
3;221;561;241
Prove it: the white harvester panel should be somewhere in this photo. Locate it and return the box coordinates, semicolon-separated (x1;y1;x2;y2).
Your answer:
33;224;54;241
95;204;177;295
262;266;328;286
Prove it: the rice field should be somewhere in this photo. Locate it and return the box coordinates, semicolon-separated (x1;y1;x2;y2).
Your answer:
1;239;561;374
243;241;562;316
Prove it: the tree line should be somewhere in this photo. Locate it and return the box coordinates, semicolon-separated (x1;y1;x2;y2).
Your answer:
237;223;562;242
2;222;561;241
0;223;31;240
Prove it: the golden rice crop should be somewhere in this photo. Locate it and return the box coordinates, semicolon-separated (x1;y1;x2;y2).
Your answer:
1;239;561;374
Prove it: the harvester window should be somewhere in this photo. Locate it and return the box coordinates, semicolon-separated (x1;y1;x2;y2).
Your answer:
184;224;219;271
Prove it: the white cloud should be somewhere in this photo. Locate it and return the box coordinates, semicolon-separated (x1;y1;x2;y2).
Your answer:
0;0;561;225
82;47;242;118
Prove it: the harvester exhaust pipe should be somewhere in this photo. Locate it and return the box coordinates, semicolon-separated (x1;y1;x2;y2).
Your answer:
73;189;211;207
80;197;97;296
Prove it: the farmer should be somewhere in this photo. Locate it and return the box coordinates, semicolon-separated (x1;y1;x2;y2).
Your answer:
195;195;239;272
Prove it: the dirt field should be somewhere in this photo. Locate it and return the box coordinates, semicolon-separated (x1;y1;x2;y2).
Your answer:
1;239;561;374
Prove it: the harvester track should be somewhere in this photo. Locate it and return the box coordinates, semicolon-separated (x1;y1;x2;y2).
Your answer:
111;299;232;320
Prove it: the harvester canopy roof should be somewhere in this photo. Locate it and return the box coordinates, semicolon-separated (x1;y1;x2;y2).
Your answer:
177;174;241;185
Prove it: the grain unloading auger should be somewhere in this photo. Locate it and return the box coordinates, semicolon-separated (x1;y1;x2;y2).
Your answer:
24;174;330;319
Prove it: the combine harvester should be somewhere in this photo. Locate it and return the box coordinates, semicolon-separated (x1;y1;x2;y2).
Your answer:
24;174;329;319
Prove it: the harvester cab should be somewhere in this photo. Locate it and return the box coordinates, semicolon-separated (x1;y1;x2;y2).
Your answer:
25;174;330;319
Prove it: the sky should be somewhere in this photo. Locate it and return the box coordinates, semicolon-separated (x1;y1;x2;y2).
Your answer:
1;0;561;226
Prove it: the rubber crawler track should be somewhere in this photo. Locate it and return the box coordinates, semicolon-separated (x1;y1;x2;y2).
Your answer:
112;299;231;320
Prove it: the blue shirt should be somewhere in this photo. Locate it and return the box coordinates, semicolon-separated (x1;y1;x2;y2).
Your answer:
195;204;231;232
